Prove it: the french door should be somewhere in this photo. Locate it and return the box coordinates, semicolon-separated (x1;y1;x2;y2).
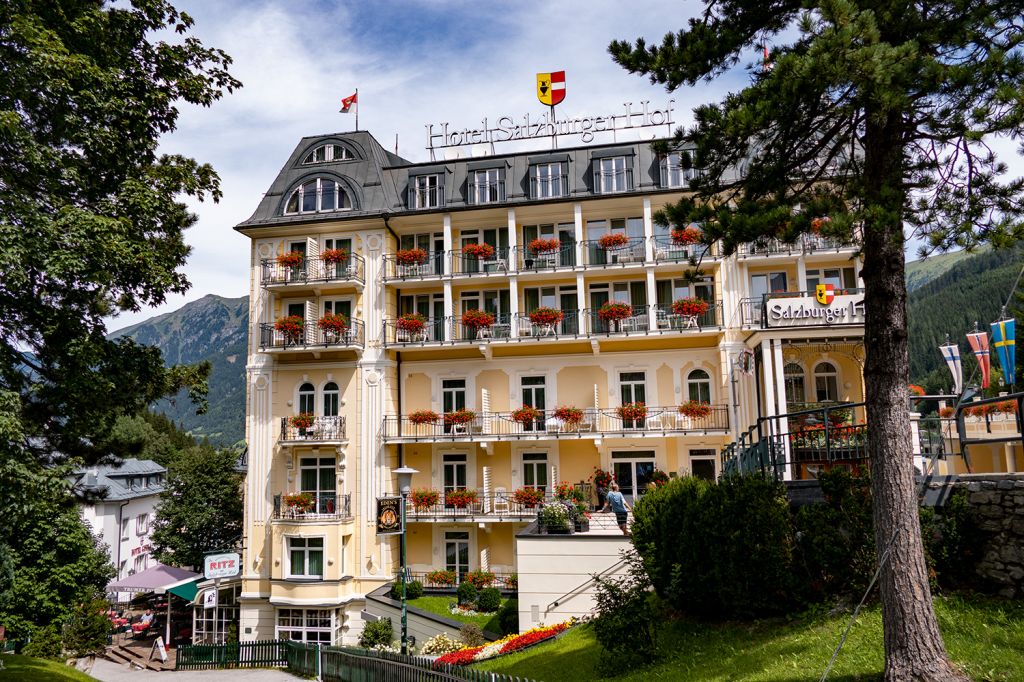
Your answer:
611;452;656;504
521;376;546;431
445;531;470;582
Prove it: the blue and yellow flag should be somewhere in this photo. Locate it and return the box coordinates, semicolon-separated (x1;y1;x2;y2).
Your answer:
991;318;1016;386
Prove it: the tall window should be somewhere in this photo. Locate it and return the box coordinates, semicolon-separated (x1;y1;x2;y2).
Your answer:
133;554;147;574
412;174;441;208
299;457;336;514
619;372;647;427
814;361;839;402
596;156;629;193
521;376;546;431
121;518;130;540
298;382;315;414
686;369;712;403
323;382;339;417
302;144;352;164
287;537;324;579
445;531;470;580
471;168;501;204
688;448;717;481
660;152;684;188
784;363;806;405
136;513;149;535
533;162;565;198
443;453;468;497
277;609;333;644
442;379;466;414
284;178;351;214
522;453;548;492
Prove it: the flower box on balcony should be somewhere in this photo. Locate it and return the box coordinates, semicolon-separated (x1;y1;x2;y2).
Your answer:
275;315;305;340
283;492;315;512
321;248;349;264
426;569;457;587
396;248;429;266
409;410;440;425
598;233;629;249
528;307;564;326
411;488;440;511
277;251;304;267
908;384;926;397
671;297;709;318
598;302;633;322
538;503;572;534
445;488;478;508
443;409;476;426
554;481;586;504
939;406;955;418
462;243;495;259
617;402;647;422
529;238;561;254
552;405;584;428
810;216;831;234
461;309;495;330
678;401;712;419
464;570;495;589
511;405;542;425
670;226;702;246
513;487;545;508
397;313;427;333
318;313;349;338
289;412;315;429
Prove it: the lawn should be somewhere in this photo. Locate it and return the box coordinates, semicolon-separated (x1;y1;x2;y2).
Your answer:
408;596;514;635
475;594;1024;681
0;655;97;681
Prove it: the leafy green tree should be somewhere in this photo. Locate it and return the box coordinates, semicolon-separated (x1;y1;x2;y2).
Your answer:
610;3;1023;678
151;444;243;571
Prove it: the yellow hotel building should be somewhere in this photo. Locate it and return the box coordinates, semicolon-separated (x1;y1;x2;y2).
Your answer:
234;131;865;644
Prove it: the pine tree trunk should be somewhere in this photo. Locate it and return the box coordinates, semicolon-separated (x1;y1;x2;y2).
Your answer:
861;113;967;682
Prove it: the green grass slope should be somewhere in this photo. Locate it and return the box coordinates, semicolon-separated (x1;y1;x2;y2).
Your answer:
905;249;979;293
0;655;98;681
476;595;1024;682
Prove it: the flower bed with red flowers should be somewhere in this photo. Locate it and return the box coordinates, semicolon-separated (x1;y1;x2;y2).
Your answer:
433;620;575;667
498;621;571;655
529;238;561;254
670;226;702;245
671;297;709;317
462;243;495;259
598;232;630;249
396;248;428;265
321;248;349;264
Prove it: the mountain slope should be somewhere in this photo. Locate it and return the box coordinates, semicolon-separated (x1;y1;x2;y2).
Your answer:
905;248;981;293
110;294;249;445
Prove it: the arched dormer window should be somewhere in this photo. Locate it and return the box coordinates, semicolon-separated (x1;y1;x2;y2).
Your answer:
686;369;712;403
302;143;353;164
284;178;352;215
323;382;339;417
298;383;316;414
813;361;839;402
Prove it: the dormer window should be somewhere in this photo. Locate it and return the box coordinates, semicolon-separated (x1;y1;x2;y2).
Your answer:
285;178;352;214
660;151;697;188
594;156;632;194
302;144;352;164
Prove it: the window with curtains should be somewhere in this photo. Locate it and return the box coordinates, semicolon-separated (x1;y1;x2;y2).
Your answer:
287;537;324;579
522;453;548;491
784;363;807;405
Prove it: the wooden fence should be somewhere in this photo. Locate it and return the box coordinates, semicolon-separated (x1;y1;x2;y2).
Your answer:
175;639;287;670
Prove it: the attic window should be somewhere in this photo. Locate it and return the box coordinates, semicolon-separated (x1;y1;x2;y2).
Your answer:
302;144;352;164
285;178;352;214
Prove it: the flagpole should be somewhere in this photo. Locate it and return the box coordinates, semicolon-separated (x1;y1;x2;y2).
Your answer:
550;104;557;150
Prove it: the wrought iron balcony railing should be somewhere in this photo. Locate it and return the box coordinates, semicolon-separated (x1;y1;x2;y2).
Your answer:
382;317;448;345
450;246;511;276
451;313;513;343
512;243;577;271
585;303;723;336
529;174;569;200
279;416;346;442
467;180;505;205
737;233;859;257
382;251;446;280
650;236;717;263
512;310;583;339
272;492;352;520
381;405;730;441
580;237;647;268
259;319;365;350
260;254;365;287
405;490;556;520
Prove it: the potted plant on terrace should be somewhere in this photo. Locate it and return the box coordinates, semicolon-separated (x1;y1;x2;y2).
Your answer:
445;488;478;509
321;247;349;264
938;406;955;418
598;302;633;327
461;309;495;334
317;313;348;342
462;243;495;259
617;402;647;425
275;315;305;343
511;405;542;426
411;488;440;511
590;467;614;509
678;400;713;419
409;410;440;425
513;487;545;508
277;250;304;268
397;312;427;335
553;405;584;430
529;238;561;254
670;226;702;246
554;481;586;504
538;502;572;534
283;492;315;514
289;412;315;430
528;307;564;326
426;569;457;587
671;297;710;318
598;233;630;249
443;409;476;426
396;248;428;266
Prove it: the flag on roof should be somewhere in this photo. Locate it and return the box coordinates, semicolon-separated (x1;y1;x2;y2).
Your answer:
340;92;358;113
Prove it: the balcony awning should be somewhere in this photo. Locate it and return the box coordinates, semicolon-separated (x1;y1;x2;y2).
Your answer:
106;563;200;594
166;576;203;602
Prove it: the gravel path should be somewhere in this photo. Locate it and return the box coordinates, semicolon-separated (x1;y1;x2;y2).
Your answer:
88;658;297;681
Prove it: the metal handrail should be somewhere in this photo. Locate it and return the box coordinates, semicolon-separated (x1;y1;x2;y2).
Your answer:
512;243;577;271
381;252;445;280
259;320;365;350
580;237;646;267
530;173;569;199
272;492;352;520
279;416;346;442
650;235;717;262
467;179;505;205
449;246;511;276
512;310;583;339
260;254;365;286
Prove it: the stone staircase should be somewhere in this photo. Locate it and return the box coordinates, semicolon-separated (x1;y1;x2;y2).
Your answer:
102;642;174;672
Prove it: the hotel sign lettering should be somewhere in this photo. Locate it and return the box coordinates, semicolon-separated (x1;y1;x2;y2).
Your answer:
766;292;865;328
426;100;675;150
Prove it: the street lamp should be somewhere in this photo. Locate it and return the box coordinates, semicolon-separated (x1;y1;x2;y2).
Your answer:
393;465;418;655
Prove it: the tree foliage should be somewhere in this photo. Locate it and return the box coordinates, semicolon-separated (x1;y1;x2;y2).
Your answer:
151;443;244;571
611;3;1023;678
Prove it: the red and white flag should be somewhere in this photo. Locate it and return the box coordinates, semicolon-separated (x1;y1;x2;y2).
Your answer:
340;91;358;113
966;330;991;388
762;45;774;71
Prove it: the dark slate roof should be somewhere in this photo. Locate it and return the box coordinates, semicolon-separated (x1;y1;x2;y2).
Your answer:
234;131;682;231
73;458;166;501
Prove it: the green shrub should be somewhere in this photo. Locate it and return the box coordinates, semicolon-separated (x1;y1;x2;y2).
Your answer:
591;550;660;671
390;579;424;600
358;618;393;649
456;580;478;606
631;476;708;599
497;600;519;635
23;625;63;660
477;587;501;613
63;596;112;657
459;622;485;647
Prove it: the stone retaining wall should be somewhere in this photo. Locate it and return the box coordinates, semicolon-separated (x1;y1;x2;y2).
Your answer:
950;474;1024;598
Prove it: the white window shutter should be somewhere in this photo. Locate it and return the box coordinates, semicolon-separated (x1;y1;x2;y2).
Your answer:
305;300;318;345
306;237;320;279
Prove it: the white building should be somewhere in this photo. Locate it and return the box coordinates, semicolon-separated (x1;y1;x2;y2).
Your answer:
74;458;166;599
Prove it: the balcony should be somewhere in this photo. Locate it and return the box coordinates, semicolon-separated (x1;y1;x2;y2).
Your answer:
530;174;568;200
380;404;730;443
650;236;717;263
450;247;511;277
737;233;858;258
272;492;352;521
260;254;365;288
382;250;446;281
584;303;723;336
512;311;583;339
259;319;365;351
513;243;577;272
404;490;557;522
451;313;513;343
402;569;518;592
279;416;346;443
580;237;646;268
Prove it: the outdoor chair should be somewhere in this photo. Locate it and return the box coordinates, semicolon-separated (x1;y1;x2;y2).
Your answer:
493;488;511;514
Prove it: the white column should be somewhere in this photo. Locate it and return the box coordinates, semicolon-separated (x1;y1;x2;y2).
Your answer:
507;208;518;250
642;197;655;262
576;274;587;324
772;340;792;481
854;255;864;288
645;270;657;319
797;258;808;293
442;214;453;275
573;203;584;265
761;339;777;418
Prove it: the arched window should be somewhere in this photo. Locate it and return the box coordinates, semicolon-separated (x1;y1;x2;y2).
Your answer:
686;369;712;403
302;144;352;164
813;362;839;402
783;363;806;406
298;383;316;414
323;382;339;417
284;178;351;214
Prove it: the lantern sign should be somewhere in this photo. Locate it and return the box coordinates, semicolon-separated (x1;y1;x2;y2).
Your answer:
203;552;241;580
376;497;403;536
